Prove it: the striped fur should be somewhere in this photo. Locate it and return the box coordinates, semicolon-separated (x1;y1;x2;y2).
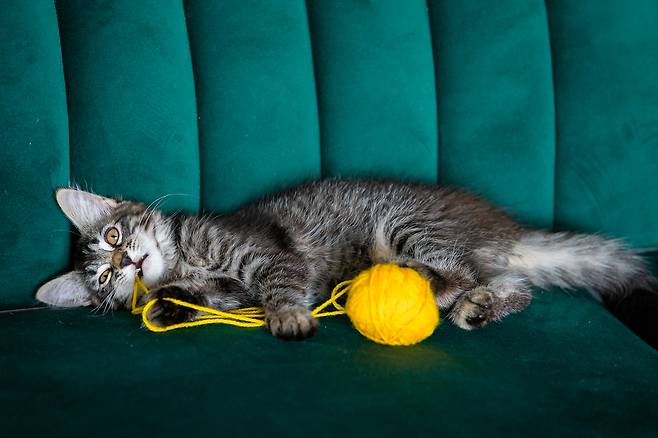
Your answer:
36;179;656;338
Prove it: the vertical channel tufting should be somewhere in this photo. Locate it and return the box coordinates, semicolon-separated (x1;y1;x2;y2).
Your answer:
180;0;203;214
57;0;200;213
0;2;70;307
303;0;324;179
542;0;560;231
185;0;321;213
428;0;555;228
307;0;438;183
424;0;442;180
546;0;658;248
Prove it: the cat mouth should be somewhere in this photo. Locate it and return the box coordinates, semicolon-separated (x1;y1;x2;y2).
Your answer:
135;254;149;278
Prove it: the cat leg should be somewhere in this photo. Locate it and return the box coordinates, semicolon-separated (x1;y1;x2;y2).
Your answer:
400;258;479;310
253;254;319;340
449;272;532;330
393;233;480;310
384;220;481;310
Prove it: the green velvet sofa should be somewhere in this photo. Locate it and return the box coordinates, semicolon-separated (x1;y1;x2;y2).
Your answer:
1;1;657;436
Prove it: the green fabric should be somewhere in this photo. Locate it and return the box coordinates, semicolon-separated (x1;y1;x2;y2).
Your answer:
547;0;658;247
57;0;199;213
1;290;656;436
429;0;555;228
308;0;438;183
1;1;658;435
185;0;321;212
0;1;70;309
3;0;658;303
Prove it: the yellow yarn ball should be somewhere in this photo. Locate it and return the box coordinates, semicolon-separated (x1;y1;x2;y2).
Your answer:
344;264;440;346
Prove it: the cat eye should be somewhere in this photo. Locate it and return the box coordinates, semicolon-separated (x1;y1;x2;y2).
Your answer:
98;268;112;285
104;227;120;246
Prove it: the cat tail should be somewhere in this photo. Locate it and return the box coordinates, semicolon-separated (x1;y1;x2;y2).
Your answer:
504;231;657;300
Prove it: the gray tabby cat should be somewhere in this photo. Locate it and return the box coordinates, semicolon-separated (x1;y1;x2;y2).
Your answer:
37;179;656;339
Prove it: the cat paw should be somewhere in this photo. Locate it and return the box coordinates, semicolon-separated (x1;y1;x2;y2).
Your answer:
145;286;201;328
451;287;496;330
266;306;318;340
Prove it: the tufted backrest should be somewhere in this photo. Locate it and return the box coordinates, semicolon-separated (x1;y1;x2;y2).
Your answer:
1;0;657;308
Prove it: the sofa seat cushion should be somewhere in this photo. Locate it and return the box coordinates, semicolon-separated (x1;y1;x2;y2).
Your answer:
1;291;655;437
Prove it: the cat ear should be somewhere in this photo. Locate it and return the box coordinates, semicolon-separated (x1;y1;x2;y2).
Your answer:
36;271;92;307
55;188;118;230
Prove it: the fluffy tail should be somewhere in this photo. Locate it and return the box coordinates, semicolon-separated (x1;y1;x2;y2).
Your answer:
507;231;656;299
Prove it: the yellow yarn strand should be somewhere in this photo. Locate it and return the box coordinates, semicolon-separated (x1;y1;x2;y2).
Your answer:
310;280;351;318
131;264;439;345
131;275;350;333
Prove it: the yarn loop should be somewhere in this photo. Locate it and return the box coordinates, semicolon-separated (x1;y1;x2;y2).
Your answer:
132;264;439;345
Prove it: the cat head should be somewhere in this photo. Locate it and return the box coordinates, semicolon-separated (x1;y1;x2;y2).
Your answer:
36;189;177;310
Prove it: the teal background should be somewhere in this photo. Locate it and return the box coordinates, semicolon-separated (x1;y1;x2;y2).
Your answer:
308;0;439;183
0;1;656;436
58;0;200;212
429;0;556;228
547;0;658;244
186;0;321;212
0;2;70;310
2;0;658;307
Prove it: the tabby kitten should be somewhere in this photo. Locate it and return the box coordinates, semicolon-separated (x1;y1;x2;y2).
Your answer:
37;179;656;339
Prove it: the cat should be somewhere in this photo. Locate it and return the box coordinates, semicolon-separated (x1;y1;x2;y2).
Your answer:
36;179;656;340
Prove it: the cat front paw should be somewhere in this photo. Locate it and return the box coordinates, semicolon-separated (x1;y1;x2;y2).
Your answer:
266;305;318;340
450;287;496;330
145;286;202;328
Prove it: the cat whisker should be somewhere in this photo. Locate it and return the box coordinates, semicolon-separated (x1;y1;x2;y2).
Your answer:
102;289;118;314
138;194;170;228
138;193;189;229
52;228;82;237
91;295;109;314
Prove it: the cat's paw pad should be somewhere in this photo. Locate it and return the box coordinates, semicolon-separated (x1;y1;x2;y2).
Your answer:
266;306;318;340
145;286;200;328
451;287;496;330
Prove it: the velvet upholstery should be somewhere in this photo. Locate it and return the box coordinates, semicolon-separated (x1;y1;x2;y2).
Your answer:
0;1;70;310
308;0;439;183
547;0;658;246
1;291;656;437
429;0;556;227
186;0;321;212
58;0;200;212
1;1;656;436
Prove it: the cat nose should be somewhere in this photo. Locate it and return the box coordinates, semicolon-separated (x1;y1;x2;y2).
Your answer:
120;253;133;268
